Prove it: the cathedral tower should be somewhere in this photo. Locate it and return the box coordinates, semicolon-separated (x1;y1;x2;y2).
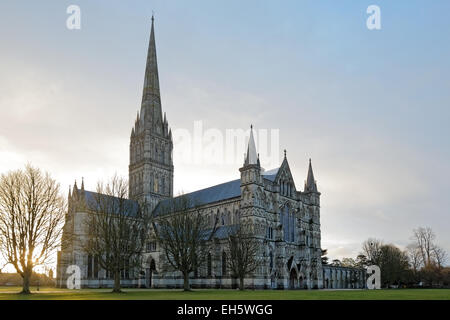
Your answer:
129;16;173;211
239;126;264;216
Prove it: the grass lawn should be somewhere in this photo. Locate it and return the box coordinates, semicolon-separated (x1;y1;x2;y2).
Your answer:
0;287;449;300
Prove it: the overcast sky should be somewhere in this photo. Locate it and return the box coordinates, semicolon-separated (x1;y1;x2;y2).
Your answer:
0;0;449;264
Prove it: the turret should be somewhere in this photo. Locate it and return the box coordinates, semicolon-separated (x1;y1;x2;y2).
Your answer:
239;126;263;213
72;180;78;199
80;177;85;199
304;159;320;206
240;125;262;184
67;185;72;212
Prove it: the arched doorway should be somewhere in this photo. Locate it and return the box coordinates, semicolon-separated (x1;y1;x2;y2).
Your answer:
270;274;276;289
289;268;298;289
298;272;305;289
146;259;156;288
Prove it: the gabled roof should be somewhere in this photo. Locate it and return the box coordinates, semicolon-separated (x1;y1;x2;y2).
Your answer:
153;179;241;216
274;156;295;183
262;167;280;182
202;225;238;240
80;190;140;217
156;224;238;242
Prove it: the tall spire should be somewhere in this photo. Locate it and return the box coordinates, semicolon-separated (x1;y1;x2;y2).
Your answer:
129;15;174;207
142;14;161;104
305;158;318;192
245;125;258;165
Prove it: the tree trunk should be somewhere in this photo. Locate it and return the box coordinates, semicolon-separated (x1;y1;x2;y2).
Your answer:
112;270;121;293
183;271;190;291
21;271;32;294
239;277;245;291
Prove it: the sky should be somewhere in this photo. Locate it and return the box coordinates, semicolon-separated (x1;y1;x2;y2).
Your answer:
0;0;449;266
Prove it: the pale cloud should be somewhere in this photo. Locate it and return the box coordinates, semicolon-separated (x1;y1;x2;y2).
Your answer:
164;74;273;130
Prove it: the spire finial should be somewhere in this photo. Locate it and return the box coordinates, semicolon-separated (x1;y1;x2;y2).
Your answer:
284;149;287;158
305;158;318;192
244;125;257;165
152;11;155;22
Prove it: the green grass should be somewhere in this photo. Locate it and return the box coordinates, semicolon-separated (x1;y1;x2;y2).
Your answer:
0;287;449;300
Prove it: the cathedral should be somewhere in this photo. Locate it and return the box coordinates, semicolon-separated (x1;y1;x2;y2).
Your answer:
56;18;366;290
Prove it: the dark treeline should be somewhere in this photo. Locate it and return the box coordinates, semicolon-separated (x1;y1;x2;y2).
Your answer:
0;272;55;287
323;227;449;288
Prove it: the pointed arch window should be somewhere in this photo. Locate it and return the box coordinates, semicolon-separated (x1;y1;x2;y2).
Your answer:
269;251;273;270
215;210;220;225
290;212;295;242
154;176;158;193
222;252;227;276
207;253;212;276
87;254;93;278
283;206;289;242
94;255;99;278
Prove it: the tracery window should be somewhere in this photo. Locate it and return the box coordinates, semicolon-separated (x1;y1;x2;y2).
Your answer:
207;253;212;276
154;177;158;192
87;254;93;278
222;252;227;276
269;251;273;270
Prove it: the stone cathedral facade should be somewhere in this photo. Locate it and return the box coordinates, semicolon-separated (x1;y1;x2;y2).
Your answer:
56;18;365;290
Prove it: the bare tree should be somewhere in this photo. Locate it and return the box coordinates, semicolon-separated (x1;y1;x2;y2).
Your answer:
362;238;383;265
0;165;66;294
406;243;423;273
412;227;435;267
224;222;262;290
153;196;213;291
84;175;150;293
432;246;447;269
